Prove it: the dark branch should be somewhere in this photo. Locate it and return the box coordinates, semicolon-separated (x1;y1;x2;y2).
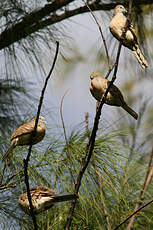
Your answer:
0;0;153;50
23;41;59;230
0;0;73;49
82;0;110;68
126;149;153;230
64;34;123;230
113;199;153;230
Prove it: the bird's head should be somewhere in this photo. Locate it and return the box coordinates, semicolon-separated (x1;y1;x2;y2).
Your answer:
114;5;127;16
90;72;102;80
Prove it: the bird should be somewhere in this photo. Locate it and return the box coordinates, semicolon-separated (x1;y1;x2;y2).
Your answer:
90;72;138;120
3;116;46;161
109;5;148;69
18;186;77;215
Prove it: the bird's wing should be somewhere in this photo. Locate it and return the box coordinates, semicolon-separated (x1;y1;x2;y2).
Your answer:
10;119;35;141
29;186;56;200
110;84;124;100
128;23;139;45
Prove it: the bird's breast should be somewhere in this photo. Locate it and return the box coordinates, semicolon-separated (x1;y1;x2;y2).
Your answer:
90;82;104;101
110;14;127;39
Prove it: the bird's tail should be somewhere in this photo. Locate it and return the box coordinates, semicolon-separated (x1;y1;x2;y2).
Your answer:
2;142;16;162
53;194;78;203
122;103;138;120
133;45;148;69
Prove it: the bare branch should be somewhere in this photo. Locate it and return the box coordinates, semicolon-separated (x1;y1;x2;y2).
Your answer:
0;1;153;50
64;30;122;230
60;90;69;144
126;149;153;230
113;199;153;230
82;0;110;68
23;41;59;230
85;112;89;137
85;112;111;229
60;89;75;184
0;163;7;184
92;157;111;230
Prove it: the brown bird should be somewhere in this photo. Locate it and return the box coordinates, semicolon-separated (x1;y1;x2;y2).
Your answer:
18;186;77;215
3;116;46;161
109;5;148;69
90;72;138;120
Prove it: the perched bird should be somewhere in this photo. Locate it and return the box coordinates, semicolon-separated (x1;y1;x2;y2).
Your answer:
18;186;77;215
109;5;148;69
90;72;138;120
3;116;46;161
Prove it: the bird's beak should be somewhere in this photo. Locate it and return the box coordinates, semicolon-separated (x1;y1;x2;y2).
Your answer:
123;8;128;15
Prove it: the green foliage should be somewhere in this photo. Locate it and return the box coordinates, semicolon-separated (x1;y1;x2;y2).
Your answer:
0;119;153;229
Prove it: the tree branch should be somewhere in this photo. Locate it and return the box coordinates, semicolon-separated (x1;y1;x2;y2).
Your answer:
113;199;153;230
92;157;111;230
126;149;153;230
0;0;153;50
60;90;75;184
23;41;59;230
0;0;73;49
64;33;122;230
82;0;110;68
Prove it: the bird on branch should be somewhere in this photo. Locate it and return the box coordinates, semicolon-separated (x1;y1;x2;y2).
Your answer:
19;186;77;214
109;5;148;69
3;116;46;161
90;72;138;120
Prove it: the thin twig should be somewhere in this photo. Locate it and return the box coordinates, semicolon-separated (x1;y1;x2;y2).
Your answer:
128;0;133;21
60;90;70;146
113;198;153;230
60;89;75;184
3;169;23;186
126;149;153;230
23;41;59;230
64;84;109;229
112;43;122;79
114;1;153;229
33;41;59;142
64;1;135;227
85;112;111;229
85;112;90;139
64;35;122;230
0;163;6;184
82;0;111;68
105;62;116;79
0;183;16;190
92;159;111;230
